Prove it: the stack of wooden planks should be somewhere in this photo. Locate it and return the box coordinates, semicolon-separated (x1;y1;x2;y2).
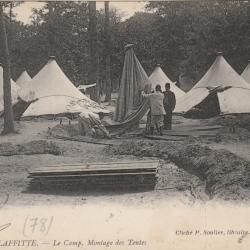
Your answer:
28;160;159;192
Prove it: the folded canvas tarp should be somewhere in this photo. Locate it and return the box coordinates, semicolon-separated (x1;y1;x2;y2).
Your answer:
114;44;151;122
149;65;185;100
175;54;250;115
241;61;250;84
106;99;149;134
20;58;109;118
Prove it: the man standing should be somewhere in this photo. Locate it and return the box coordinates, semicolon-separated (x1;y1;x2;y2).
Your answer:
142;85;165;135
163;83;176;130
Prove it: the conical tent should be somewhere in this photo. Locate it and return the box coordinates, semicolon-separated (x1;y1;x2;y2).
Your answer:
175;55;250;114
149;65;185;99
21;58;109;117
241;61;250;84
0;65;20;113
114;44;151;122
16;70;32;88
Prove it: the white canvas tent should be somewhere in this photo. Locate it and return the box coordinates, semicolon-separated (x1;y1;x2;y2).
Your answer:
175;54;250;114
16;70;32;88
0;65;20;113
241;61;250;84
149;65;184;99
21;58;109;117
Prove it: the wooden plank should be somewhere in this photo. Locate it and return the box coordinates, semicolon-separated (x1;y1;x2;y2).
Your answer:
29;170;156;177
29;176;156;185
29;181;156;188
30;176;156;184
145;134;216;141
53;135;116;146
29;172;156;178
30;160;159;174
172;125;222;131
45;160;159;167
30;166;157;174
162;130;217;136
29;169;156;177
30;167;157;175
30;174;156;181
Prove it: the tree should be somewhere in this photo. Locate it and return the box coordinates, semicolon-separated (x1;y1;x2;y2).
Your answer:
1;0;249;95
88;1;99;102
145;1;250;81
97;6;124;92
0;2;14;134
104;1;111;102
21;1;90;84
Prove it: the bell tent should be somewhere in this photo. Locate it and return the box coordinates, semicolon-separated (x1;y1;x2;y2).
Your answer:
175;54;250;116
0;65;20;113
114;44;151;122
149;65;185;99
241;60;250;84
16;70;32;88
21;57;109;117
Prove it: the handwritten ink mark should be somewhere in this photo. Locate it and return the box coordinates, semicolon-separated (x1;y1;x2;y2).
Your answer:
23;216;54;237
0;223;11;232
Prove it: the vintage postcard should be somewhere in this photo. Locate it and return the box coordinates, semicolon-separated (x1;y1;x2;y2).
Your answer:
0;0;249;249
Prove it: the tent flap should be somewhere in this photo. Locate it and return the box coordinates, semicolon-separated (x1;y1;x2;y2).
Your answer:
114;46;151;122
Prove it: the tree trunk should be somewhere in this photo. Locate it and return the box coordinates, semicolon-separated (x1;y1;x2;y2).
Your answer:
88;1;99;102
0;3;15;134
8;2;13;53
104;1;112;102
48;2;55;56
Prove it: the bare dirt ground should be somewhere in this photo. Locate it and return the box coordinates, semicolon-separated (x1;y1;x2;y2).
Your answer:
0;115;249;207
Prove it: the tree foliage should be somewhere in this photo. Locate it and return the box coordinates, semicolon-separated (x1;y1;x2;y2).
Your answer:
0;1;249;92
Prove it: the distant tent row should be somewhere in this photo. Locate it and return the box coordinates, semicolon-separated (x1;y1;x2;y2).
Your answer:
1;58;109;118
175;54;250;115
1;49;250;121
113;48;250;124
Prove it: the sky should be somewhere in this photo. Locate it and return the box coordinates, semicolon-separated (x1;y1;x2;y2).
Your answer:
14;1;147;24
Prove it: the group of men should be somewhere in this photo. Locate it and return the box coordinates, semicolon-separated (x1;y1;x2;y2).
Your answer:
142;83;176;135
78;82;176;138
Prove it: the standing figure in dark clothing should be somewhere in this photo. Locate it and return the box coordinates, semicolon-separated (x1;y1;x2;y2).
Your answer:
163;83;176;130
